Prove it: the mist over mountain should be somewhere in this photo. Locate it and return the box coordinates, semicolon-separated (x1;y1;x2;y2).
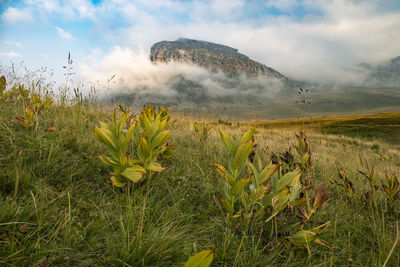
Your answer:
87;38;400;118
110;38;296;109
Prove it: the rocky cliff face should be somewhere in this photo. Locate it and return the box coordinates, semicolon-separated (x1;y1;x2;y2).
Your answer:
150;38;287;79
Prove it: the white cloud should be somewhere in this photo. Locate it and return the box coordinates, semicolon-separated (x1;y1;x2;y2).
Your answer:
91;0;400;84
55;26;76;40
189;0;245;21
3;40;23;47
2;7;34;23
0;51;22;58
3;0;400;85
78;46;285;99
25;0;96;19
210;0;244;19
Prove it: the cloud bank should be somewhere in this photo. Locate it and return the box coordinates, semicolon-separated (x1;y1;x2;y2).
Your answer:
79;46;286;105
1;0;400;88
76;0;400;86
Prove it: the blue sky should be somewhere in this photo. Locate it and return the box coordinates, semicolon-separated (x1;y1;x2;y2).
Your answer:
1;0;400;85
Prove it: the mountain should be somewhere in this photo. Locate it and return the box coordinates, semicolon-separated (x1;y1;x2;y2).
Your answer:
150;38;287;80
110;38;303;110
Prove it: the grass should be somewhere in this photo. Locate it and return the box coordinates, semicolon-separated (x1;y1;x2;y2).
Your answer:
241;112;400;147
1;94;400;266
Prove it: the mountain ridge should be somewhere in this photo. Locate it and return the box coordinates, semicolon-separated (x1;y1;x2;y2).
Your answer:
150;38;287;80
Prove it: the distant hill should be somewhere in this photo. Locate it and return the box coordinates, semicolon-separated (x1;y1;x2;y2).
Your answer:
150;38;287;80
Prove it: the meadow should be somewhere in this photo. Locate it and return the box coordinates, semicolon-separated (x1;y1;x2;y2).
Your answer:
1;76;400;266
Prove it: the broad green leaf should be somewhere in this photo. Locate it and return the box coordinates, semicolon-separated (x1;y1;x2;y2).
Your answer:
184;250;214;267
233;141;253;171
146;162;164;172
278;169;301;192
138;136;150;159
118;111;130;134
158;118;168;132
122;122;136;150
255;185;272;201
300;153;310;166
211;163;235;186
258;163;279;184
231;177;251;196
121;165;146;183
94;126;117;149
240;128;255;145
100;154;119;167
288;180;301;203
150;130;170;150
266;190;290;222
140;112;151;132
248;162;259;183
99;121;113;133
110;175;125;187
288;230;317;247
219;130;235;154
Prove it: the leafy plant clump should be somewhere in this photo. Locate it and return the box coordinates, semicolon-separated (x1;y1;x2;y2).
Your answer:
94;105;172;187
193;122;212;141
94;109;146;187
212;128;304;224
135;105;172;177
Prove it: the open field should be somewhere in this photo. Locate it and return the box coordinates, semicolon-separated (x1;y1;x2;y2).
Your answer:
1;88;400;266
242;112;400;147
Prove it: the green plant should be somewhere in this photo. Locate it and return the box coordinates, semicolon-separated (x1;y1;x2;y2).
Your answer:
382;172;400;208
298;183;329;223
15;93;53;129
94;109;146;187
242;160;279;219
263;168;302;223
193;122;212;141
332;169;355;201
359;166;378;192
287;221;331;248
212;129;303;224
294;131;312;180
184;250;214;267
136;105;171;178
211;128;255;220
270;131;311;182
15;107;35;129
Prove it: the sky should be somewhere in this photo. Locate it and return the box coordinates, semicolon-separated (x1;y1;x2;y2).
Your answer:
1;0;400;88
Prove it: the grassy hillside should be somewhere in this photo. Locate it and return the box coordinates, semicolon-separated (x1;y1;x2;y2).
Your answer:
1;86;400;266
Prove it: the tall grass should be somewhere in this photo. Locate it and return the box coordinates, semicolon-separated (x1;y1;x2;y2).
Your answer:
0;68;400;266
